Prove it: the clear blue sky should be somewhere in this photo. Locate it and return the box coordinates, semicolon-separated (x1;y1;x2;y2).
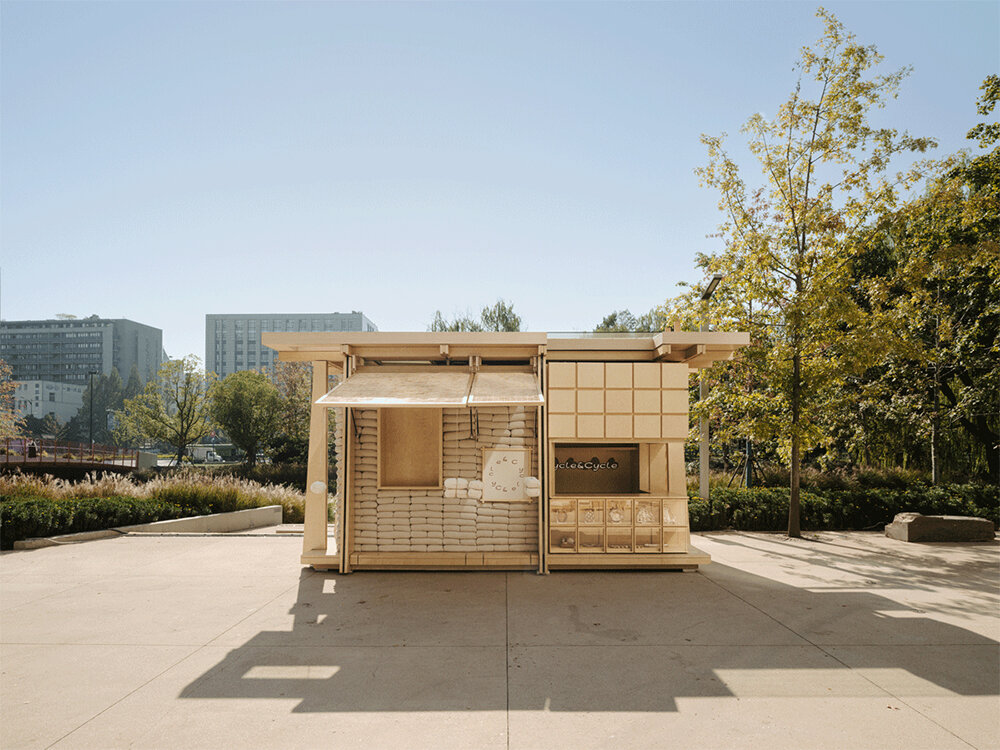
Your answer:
2;1;997;360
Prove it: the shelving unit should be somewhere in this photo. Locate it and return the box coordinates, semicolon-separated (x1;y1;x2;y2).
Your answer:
549;496;689;554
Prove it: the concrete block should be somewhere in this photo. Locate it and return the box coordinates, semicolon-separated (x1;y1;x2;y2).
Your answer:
885;513;995;543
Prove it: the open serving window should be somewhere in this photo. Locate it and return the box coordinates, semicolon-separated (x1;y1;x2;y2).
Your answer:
553;444;639;495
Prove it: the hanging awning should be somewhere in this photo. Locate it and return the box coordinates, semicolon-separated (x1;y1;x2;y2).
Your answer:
315;369;544;408
467;371;544;407
316;370;472;407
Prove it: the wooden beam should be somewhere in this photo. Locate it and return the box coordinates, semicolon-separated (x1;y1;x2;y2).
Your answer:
303;360;330;557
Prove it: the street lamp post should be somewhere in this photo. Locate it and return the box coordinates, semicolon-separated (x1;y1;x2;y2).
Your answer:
88;371;98;448
699;275;723;507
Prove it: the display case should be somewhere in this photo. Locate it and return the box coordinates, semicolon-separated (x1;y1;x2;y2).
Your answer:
548;496;689;554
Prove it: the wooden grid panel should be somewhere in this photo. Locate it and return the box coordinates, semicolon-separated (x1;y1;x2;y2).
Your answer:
548;497;690;554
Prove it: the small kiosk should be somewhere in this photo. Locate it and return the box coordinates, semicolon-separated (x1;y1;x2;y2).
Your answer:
262;331;748;573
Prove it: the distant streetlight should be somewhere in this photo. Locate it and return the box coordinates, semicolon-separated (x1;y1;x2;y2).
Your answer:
88;371;98;447
699;275;723;505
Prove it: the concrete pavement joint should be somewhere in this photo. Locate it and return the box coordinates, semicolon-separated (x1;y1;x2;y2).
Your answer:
505;571;511;750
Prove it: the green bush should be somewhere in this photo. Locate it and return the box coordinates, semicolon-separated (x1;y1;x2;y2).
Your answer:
0;496;186;550
691;485;999;532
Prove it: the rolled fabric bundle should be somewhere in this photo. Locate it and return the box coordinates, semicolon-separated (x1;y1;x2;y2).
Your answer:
526;487;540;498
467;488;483;499
444;488;457;498
444;477;458;489
524;476;540;488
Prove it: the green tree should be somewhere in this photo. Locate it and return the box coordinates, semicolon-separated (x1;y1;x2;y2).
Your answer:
848;79;999;482
429;299;523;332
693;8;934;536
116;356;215;464
124;364;143;401
210;370;281;468
23;413;63;439
268;361;312;463
0;360;25;440
595;308;667;332
69;368;124;445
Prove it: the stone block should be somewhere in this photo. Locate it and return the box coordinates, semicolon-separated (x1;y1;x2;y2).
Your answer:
885;512;995;543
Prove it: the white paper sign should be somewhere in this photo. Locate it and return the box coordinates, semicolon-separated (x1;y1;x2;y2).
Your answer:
482;448;531;502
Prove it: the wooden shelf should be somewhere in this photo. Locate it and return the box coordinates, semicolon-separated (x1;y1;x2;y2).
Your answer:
548;497;689;554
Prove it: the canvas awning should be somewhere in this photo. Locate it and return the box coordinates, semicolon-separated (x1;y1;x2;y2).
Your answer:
467;371;544;407
315;369;543;408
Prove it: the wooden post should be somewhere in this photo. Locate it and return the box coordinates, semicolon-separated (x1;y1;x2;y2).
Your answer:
303;360;330;556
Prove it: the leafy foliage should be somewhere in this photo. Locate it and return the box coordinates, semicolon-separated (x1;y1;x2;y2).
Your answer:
689;8;936;535
688;485;998;532
594;308;667;333
210;370;281;468
0;359;25;440
429;299;523;332
115;356;215;464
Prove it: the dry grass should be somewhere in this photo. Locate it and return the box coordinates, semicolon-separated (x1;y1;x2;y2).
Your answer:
0;469;306;523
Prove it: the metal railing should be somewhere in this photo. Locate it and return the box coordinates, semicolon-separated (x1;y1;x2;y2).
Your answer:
1;438;139;467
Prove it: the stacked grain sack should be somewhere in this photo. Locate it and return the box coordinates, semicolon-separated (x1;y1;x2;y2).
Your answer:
351;410;379;552
351;406;539;554
333;407;346;544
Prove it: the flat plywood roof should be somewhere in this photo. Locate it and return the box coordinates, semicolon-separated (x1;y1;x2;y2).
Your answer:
262;331;749;368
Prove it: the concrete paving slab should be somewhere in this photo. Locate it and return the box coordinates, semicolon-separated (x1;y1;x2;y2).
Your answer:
508;697;977;750
507;569;807;646
0;530;996;750
50;645;508;750
208;571;507;648
1;574;297;646
0;644;197;750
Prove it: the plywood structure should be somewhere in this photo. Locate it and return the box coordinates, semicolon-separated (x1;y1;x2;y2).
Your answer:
260;331;749;572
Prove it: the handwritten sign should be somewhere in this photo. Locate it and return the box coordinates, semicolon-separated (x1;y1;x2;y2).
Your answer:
482;448;531;502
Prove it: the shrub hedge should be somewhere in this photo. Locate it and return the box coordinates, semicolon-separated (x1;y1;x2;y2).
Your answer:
689;485;999;532
0;496;188;549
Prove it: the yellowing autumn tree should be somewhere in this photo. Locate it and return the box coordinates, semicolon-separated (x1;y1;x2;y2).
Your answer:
694;8;935;536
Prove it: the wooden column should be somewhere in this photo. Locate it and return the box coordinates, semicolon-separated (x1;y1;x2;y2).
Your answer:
303;360;330;556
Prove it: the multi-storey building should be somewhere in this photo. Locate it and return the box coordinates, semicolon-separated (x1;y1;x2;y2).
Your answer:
13;380;85;422
0;317;164;385
205;312;377;378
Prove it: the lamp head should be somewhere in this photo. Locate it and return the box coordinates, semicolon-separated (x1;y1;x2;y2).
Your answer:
701;274;724;301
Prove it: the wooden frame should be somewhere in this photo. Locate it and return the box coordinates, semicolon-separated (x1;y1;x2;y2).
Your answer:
258;332;749;573
377;408;443;490
482;447;533;502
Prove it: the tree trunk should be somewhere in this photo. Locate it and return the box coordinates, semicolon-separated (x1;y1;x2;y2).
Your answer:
788;351;802;538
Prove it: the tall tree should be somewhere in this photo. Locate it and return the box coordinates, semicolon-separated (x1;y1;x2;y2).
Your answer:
210;370;281;468
594;308;667;332
429;299;523;332
0;360;25;440
70;368;124;445
695;9;934;536
851;77;999;481
115;356;215;464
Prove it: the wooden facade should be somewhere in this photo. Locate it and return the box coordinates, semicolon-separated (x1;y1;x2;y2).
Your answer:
262;331;748;573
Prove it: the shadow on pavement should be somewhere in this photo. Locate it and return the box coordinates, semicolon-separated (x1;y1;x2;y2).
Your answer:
180;560;999;713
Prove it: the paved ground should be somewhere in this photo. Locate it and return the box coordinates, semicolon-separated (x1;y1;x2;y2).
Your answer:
1;530;997;750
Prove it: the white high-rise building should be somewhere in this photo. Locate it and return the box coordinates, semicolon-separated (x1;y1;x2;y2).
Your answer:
205;312;377;378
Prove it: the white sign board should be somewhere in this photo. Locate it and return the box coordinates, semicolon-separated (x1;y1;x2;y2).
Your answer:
482;448;531;502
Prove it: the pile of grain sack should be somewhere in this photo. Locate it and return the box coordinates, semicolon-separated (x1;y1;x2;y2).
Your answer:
351;406;539;553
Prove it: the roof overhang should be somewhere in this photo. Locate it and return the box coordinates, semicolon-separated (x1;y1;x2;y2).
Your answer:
263;331;749;369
